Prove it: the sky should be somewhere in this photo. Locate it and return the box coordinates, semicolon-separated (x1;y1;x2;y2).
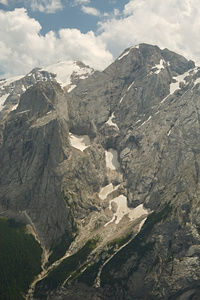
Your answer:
0;0;200;79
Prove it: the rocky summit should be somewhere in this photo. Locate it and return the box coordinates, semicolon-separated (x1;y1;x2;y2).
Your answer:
0;44;200;299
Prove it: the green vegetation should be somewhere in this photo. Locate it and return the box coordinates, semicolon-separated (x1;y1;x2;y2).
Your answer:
71;233;133;287
0;218;42;300
75;259;103;286
108;232;133;251
34;236;100;298
48;233;74;266
100;203;172;286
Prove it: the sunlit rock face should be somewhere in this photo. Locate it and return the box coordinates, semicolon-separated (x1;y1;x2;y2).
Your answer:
1;44;200;299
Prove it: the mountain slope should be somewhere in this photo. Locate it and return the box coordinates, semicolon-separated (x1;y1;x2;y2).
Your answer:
0;61;94;120
1;44;200;299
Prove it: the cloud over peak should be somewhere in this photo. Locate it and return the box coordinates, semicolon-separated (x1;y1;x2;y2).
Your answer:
1;0;200;79
0;8;113;78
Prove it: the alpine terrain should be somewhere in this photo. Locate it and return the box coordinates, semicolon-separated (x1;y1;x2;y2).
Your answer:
0;44;200;300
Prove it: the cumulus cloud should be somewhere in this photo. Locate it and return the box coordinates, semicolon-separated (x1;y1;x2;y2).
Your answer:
81;5;100;16
58;28;112;68
0;0;8;5
0;8;113;78
98;0;200;64
73;0;90;5
30;0;63;13
1;0;200;78
0;0;63;13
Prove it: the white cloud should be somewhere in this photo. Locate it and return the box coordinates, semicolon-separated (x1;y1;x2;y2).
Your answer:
1;0;200;79
30;0;63;13
81;5;100;16
73;0;90;5
1;0;63;13
0;8;113;78
58;28;112;69
0;0;8;5
98;0;200;64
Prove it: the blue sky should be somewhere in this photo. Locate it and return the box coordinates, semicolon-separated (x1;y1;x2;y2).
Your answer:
0;0;128;34
1;0;200;78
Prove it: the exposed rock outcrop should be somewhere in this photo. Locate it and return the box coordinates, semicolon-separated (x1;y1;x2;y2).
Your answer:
1;44;200;299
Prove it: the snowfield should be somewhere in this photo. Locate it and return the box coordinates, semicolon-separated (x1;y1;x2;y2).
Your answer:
69;133;90;151
105;195;149;226
99;183;119;200
106;112;119;129
42;61;93;90
105;149;120;170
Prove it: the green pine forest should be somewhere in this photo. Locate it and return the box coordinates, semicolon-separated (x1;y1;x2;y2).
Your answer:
0;217;42;300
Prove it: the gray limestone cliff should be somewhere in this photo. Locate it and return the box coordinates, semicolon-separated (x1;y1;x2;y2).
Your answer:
1;44;200;299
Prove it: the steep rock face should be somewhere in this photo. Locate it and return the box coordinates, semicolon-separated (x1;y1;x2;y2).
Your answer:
0;81;72;247
0;68;55;120
1;44;200;299
48;44;200;298
0;61;94;121
67;44;194;131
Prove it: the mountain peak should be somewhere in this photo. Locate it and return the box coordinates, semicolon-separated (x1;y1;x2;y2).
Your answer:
0;60;94;120
41;60;94;92
1;44;200;300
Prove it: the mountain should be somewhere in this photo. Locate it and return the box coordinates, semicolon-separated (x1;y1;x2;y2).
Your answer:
1;44;200;299
0;61;94;120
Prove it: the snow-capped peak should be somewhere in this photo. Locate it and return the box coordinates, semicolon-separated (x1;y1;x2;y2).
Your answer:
41;61;94;92
0;60;94;116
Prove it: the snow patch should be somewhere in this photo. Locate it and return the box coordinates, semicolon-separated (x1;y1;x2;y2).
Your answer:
128;204;149;221
69;133;90;152
0;93;9;111
135;119;141;124
138;116;152;128
151;59;165;74
105;196;149;226
138;218;147;231
0;75;24;87
170;70;190;94
119;94;126;103
127;81;134;91
160;94;170;104
106;112;119;129
167;128;172;136
99;183;119;200
117;46;138;60
160;70;191;103
194;77;200;86
105;149;120;170
42;61;93;90
46;110;53;115
118;49;131;60
16;110;30;115
67;85;77;92
11;104;19;111
22;85;26;92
